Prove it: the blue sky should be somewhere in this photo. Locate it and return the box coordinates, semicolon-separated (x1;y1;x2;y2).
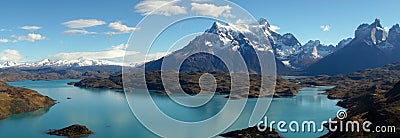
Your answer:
0;0;399;63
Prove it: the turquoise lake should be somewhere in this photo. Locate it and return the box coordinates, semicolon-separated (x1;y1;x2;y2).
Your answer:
1;80;342;137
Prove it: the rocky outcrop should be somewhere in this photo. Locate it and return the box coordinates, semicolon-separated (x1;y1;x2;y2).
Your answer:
47;124;94;137
387;24;400;48
321;83;400;138
300;63;400;100
220;126;281;138
70;76;122;89
0;81;55;119
296;63;400;137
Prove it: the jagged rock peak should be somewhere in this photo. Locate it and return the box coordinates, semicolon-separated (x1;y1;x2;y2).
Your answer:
355;18;387;45
371;18;383;28
281;33;301;46
389;24;400;34
336;38;353;49
258;18;269;26
207;22;223;33
388;24;400;47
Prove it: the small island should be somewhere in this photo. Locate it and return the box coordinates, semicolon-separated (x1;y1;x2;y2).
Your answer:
47;124;94;137
0;81;55;119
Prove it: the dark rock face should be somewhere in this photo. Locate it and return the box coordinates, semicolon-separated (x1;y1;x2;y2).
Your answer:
336;38;353;49
387;24;400;48
355;19;387;45
220;126;281;138
0;81;55;119
281;33;301;47
47;124;94;137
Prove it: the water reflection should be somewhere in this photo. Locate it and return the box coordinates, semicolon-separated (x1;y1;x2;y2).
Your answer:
1;80;342;138
8;107;52;120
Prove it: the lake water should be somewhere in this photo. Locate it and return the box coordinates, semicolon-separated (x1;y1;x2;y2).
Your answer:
1;80;342;138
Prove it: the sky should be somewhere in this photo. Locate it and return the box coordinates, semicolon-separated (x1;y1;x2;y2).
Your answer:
0;0;399;64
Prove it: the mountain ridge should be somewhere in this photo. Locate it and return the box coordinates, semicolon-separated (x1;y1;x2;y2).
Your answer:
305;19;400;75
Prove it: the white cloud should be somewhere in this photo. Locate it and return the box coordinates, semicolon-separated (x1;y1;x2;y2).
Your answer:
17;33;46;42
269;25;280;32
191;3;234;18
62;29;97;36
135;0;187;16
191;0;211;2
20;26;42;30
50;43;169;65
0;49;23;62
106;21;139;34
51;44;138;61
123;51;170;65
0;38;10;43
62;19;106;28
320;25;331;31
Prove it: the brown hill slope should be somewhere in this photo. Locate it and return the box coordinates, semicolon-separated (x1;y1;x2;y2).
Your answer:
0;81;55;119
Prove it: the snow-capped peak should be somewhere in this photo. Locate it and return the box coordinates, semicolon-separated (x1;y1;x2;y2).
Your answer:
36;58;52;65
204;21;273;52
0;58;122;68
0;61;18;68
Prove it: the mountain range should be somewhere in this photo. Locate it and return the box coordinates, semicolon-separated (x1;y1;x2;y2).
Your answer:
144;18;363;75
145;18;400;75
2;18;399;76
0;58;121;68
306;19;400;75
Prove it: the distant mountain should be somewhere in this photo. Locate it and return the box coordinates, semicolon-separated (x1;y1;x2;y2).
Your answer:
0;65;122;82
0;61;17;68
261;18;345;69
145;20;286;74
287;40;336;69
0;58;121;69
306;19;400;75
144;18;343;74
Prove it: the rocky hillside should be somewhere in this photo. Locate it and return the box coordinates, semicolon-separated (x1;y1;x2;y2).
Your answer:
296;63;400;137
322;81;400;137
0;81;55;119
298;63;400;100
